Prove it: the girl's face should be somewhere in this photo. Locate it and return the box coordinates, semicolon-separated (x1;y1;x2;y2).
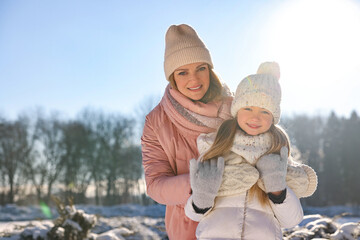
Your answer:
173;62;210;101
237;106;273;136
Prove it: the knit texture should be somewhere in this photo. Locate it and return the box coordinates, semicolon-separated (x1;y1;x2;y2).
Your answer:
218;153;259;196
256;147;288;193
197;130;318;198
231;131;272;165
286;164;309;197
198;131;272;196
287;163;318;198
230;62;282;124
190;157;225;208
161;84;232;137
164;24;213;80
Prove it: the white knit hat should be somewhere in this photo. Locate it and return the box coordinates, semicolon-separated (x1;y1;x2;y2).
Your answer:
164;24;213;81
230;62;282;124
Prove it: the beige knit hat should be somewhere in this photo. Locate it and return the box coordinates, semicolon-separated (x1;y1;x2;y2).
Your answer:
230;62;282;124
164;24;213;80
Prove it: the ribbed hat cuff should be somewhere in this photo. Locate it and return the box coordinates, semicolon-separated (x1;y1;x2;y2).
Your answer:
164;46;213;80
231;94;280;124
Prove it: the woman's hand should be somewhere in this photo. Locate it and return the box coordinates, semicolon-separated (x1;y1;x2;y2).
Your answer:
256;146;288;193
189;156;224;209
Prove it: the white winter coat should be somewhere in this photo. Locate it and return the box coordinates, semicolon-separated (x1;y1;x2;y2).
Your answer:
185;187;303;240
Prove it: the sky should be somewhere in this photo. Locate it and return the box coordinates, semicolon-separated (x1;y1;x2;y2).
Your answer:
1;0;360;121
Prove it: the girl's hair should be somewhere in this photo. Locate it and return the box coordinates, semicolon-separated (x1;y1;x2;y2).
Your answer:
168;65;223;103
201;117;291;206
202;118;239;161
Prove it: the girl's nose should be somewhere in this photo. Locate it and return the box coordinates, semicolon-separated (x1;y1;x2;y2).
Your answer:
250;113;260;121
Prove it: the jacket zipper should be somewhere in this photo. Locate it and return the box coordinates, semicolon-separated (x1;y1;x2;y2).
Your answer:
240;190;249;239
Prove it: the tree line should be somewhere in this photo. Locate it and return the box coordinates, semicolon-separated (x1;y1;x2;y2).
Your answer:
0;108;359;207
282;110;360;206
0;109;145;206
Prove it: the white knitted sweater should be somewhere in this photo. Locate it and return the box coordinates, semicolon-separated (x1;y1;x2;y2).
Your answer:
197;130;318;198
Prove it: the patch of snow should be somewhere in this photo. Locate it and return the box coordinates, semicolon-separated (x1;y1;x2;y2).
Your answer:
96;228;133;240
330;222;360;240
20;224;51;240
1;204;359;240
63;219;82;231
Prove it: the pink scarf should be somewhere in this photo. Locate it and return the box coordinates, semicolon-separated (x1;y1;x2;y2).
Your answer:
161;84;233;137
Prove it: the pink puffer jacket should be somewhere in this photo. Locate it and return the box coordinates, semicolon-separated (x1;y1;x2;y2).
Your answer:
141;85;232;240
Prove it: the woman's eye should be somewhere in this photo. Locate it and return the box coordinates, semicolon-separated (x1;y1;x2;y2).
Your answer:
177;71;187;76
244;108;252;111
198;66;206;71
262;111;270;115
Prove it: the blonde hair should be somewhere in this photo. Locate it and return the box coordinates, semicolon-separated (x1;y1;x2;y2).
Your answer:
168;65;223;103
202;118;291;206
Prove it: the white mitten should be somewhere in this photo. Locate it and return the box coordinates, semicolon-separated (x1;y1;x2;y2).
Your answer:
256;146;288;193
189;157;224;209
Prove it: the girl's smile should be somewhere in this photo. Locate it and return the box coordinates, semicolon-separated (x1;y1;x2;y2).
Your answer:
237;106;273;135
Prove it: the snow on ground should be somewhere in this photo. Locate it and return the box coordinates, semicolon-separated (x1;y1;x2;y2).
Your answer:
0;204;167;240
0;204;359;239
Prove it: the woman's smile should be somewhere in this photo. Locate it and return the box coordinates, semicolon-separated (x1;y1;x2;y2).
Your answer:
188;84;202;91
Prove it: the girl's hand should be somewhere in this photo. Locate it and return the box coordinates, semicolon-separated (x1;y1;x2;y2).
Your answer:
189;156;224;209
256;147;288;193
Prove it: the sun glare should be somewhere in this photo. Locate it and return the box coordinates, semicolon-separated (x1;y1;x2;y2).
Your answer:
263;0;360;115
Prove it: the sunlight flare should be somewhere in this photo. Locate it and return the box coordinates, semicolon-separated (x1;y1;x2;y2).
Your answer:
263;0;360;115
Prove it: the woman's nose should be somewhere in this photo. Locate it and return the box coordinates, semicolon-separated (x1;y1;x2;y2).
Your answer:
188;72;198;81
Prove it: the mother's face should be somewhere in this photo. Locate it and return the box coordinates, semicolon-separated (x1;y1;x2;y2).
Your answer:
173;62;210;101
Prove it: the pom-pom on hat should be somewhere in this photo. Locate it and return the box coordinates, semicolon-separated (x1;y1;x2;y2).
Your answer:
230;62;282;124
164;24;213;81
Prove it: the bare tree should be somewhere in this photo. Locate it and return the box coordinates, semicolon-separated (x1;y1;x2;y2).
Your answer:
117;145;142;203
78;108;141;205
0;116;6;205
61;120;92;203
0;116;35;203
77;108;108;205
101;114;134;205
22;113;66;203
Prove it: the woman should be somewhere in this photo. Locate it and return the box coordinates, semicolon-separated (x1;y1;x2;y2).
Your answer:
141;24;233;239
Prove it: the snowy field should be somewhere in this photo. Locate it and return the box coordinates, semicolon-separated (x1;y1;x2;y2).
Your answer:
0;204;359;239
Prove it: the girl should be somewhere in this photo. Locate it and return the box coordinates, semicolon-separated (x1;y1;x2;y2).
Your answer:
185;62;318;239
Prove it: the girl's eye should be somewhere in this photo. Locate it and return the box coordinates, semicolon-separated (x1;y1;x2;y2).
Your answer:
244;108;252;111
197;66;206;71
262;111;270;115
